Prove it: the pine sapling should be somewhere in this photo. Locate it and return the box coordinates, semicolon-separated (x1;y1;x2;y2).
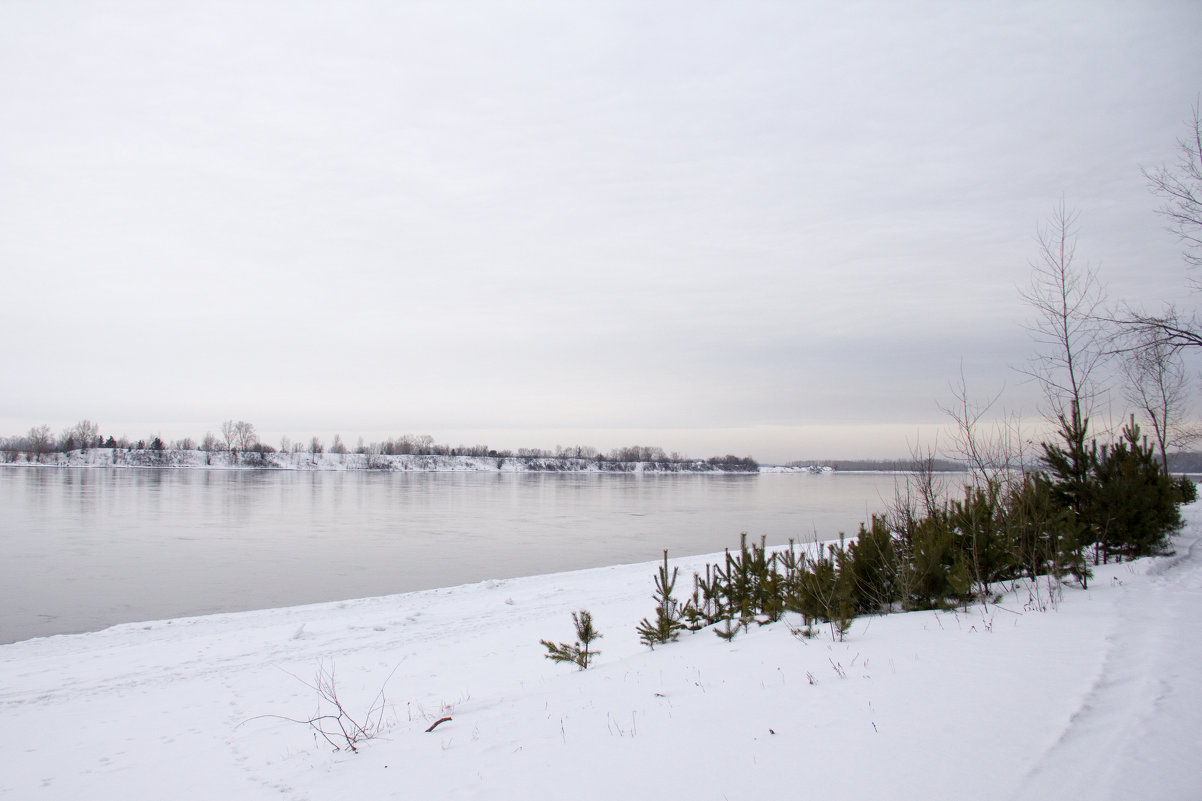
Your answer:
681;575;707;631
831;599;856;642
695;564;725;626
714;616;741;641
541;609;603;670
636;550;686;648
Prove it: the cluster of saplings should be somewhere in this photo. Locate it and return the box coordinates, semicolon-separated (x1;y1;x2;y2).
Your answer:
633;417;1193;649
543;416;1195;668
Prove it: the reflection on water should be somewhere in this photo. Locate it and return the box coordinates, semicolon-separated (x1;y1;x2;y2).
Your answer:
0;468;907;643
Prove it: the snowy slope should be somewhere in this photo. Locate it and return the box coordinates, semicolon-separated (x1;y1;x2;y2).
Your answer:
1;506;1198;800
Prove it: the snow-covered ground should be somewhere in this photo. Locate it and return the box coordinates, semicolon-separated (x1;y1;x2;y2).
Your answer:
2;506;1199;800
2;448;761;473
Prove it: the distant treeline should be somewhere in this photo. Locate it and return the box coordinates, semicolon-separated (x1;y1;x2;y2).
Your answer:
790;458;967;473
1167;452;1202;473
0;419;757;470
795;454;1202;474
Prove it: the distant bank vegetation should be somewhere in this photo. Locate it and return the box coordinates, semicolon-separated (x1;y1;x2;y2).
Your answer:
789;458;967;473
0;419;758;473
790;453;1202;475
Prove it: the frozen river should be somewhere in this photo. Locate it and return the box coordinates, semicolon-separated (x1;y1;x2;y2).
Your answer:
0;467;912;643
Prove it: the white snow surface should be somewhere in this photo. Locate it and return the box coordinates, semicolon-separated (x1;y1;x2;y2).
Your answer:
3;506;1200;800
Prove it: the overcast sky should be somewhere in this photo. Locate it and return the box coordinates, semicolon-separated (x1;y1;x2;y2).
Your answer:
2;1;1200;462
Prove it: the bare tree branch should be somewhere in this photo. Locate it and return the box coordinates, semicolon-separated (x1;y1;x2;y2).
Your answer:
1120;327;1197;470
1018;201;1108;427
887;435;945;545
1144;99;1202;276
1105;304;1202;356
938;368;1028;494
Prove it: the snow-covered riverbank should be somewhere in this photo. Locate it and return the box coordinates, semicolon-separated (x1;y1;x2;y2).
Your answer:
2;504;1199;800
1;448;770;473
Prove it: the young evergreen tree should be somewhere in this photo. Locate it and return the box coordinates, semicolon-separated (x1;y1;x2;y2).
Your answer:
1091;417;1183;560
712;533;786;624
1176;476;1198;505
636;551;686;648
1042;413;1184;568
947;481;1014;606
1006;472;1089;587
843;516;902;613
901;510;975;610
714;617;741;641
686;565;724;629
785;542;857;640
1040;406;1095;583
541;610;602;670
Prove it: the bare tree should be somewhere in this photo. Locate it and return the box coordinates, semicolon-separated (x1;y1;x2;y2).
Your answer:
1122;330;1196;470
220;420;236;451
1145;100;1202;275
1019;202;1108;437
939;369;1028;493
233;420;257;451
937;370;1038;609
27;424;52;458
1108;104;1202;351
71;419;100;451
200;432;219;452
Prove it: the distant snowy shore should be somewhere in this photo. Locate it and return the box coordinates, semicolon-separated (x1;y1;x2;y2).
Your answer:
0;448;785;473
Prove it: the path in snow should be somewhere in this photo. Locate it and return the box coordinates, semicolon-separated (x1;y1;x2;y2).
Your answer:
1013;531;1202;801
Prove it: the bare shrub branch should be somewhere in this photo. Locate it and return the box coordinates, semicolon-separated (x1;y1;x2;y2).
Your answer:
938;368;1031;495
238;660;399;753
888;436;945;541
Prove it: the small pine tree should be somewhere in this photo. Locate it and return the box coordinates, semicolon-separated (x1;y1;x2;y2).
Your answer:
901;511;964;610
636;551;686;648
1091;417;1182;560
1176;475;1198;505
714;617;741;641
852;516;904;612
684;564;727;629
1006;472;1089;587
681;574;708;631
831;599;856;642
541;610;602;670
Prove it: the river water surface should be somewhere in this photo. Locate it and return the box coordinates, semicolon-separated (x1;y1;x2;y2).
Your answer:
0;468;910;644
